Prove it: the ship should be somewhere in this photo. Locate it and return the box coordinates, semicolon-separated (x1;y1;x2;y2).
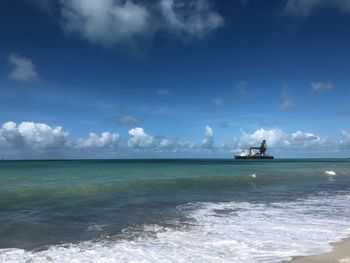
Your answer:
234;140;274;160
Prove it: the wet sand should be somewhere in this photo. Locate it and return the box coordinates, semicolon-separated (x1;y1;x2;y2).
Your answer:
285;237;350;263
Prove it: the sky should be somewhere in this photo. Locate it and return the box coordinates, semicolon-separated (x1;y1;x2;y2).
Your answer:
1;0;350;159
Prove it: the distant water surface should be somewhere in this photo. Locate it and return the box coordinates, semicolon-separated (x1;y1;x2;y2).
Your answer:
0;159;350;262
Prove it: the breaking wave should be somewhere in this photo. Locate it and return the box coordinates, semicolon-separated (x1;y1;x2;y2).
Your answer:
1;193;350;263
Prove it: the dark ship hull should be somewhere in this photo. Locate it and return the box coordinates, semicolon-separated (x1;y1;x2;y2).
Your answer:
234;155;274;160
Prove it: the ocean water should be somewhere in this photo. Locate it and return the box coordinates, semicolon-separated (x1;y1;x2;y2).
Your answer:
0;159;350;263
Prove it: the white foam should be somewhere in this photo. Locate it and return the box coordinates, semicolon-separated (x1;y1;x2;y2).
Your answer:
250;173;257;178
1;194;350;263
86;224;107;232
325;170;337;176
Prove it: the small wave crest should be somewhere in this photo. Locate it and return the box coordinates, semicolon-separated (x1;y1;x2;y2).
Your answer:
250;173;257;178
86;224;107;232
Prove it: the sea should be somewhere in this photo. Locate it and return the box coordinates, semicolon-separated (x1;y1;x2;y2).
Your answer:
0;159;350;263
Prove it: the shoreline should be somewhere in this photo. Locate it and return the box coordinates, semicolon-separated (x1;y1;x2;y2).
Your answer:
284;237;350;263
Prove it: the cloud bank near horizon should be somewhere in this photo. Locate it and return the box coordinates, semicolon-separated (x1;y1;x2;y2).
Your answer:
0;121;348;159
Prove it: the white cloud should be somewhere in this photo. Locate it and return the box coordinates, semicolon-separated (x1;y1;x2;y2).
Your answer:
0;121;341;157
212;98;223;105
311;82;334;93
158;138;196;151
238;128;290;148
0;121;68;149
284;0;350;17
60;0;152;47
178;140;196;149
202;125;214;148
0;121;121;151
76;132;120;148
128;127;155;148
160;0;223;38
141;127;320;153
159;138;174;148
117;115;139;126
8;53;38;83
57;0;223;47
292;130;319;141
340;130;350;148
291;130;326;149
236;128;327;151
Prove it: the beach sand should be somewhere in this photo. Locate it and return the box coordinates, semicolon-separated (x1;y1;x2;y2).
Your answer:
285;238;350;263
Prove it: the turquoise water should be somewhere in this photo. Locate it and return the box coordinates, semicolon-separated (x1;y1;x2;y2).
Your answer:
1;159;350;262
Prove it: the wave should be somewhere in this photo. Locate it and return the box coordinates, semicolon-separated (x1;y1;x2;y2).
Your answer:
1;193;350;263
325;170;337;176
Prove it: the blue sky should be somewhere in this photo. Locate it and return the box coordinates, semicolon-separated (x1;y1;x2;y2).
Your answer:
1;0;350;159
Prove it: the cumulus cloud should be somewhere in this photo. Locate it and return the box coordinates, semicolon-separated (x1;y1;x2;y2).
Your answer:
202;125;214;148
76;132;120;148
60;0;152;47
284;0;350;17
158;138;196;151
340;130;350;148
311;82;334;93
128;127;155;148
238;128;290;149
160;0;223;38
178;140;196;149
235;128;329;151
0;121;340;158
291;130;326;149
0;121;122;152
166;139;196;152
292;130;318;141
117;115;139;126
0;121;68;149
159;138;173;148
8;53;38;83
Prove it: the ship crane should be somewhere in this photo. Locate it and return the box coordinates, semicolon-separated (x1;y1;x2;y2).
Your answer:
249;139;267;156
